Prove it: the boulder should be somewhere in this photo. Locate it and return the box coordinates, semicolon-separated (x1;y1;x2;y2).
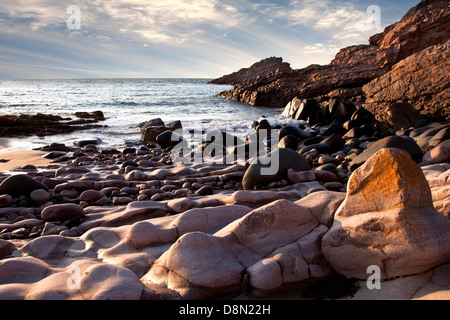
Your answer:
278;135;300;150
156;130;184;149
350;135;422;170
0;174;49;198
423;146;450;164
326;99;356;123
299;134;344;155
74;138;102;148
282;97;318;121
322;148;450;280
242;148;310;190
385;102;422;131
41;204;85;222
141;125;168;143
279;125;311;141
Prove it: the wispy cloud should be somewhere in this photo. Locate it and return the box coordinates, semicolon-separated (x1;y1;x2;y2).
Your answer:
0;0;414;78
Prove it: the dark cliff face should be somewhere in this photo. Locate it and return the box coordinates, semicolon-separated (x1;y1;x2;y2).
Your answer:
209;0;449;123
208;57;292;85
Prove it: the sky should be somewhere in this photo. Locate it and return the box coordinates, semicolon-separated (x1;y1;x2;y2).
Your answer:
0;0;417;79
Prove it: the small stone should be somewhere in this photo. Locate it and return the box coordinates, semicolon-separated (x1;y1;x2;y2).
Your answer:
191;182;203;189
112;197;134;205
287;169;316;183
323;182;344;190
94;197;109;206
315;163;337;173
151;193;165;201
137;195;147;201
120;187;139;195
0;194;13;208
30;189;51;203
182;182;191;188
59;189;80;199
161;185;177;192
80;190;106;202
314;170;338;182
318;155;339;164
196;186;214;196
174;188;189;198
42;222;68;236
59;229;78;237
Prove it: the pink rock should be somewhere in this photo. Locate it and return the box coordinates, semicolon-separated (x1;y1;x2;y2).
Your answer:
287;169;316;183
423;146;449;164
80;190;106;202
314;170;338;182
41;203;84;222
30;189;51;203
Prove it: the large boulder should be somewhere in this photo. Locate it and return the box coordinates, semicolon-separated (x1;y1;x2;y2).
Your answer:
0;174;49;198
242;148;310;190
282;97;319;121
322;148;450;280
350;135;422;170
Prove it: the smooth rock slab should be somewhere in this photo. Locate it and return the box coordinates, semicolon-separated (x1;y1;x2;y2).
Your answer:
142;195;341;299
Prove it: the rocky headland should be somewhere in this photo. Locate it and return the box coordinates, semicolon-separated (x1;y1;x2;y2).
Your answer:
0;0;449;301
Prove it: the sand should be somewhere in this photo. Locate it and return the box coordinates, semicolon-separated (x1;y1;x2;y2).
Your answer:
0;149;58;171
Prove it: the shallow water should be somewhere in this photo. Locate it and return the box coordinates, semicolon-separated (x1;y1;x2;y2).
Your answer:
0;78;295;150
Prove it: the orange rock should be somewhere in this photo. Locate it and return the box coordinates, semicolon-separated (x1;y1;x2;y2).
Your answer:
341;148;432;216
322;148;450;280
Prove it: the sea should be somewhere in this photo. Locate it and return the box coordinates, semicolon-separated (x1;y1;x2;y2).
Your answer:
0;78;293;150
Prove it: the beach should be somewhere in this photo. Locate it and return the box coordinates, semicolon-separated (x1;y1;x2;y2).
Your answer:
0;111;449;300
0;0;449;302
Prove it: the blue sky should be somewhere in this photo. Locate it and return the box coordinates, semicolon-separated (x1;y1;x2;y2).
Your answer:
0;0;417;79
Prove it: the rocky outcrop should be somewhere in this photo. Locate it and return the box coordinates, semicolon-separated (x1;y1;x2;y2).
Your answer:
0;112;105;138
216;63;385;109
370;0;450;69
208;57;291;85
363;40;450;125
330;45;379;66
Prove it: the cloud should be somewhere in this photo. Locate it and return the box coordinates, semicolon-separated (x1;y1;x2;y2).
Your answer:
264;0;382;45
0;0;413;78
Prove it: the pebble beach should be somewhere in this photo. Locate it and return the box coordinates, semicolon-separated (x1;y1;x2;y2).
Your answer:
0;112;449;300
